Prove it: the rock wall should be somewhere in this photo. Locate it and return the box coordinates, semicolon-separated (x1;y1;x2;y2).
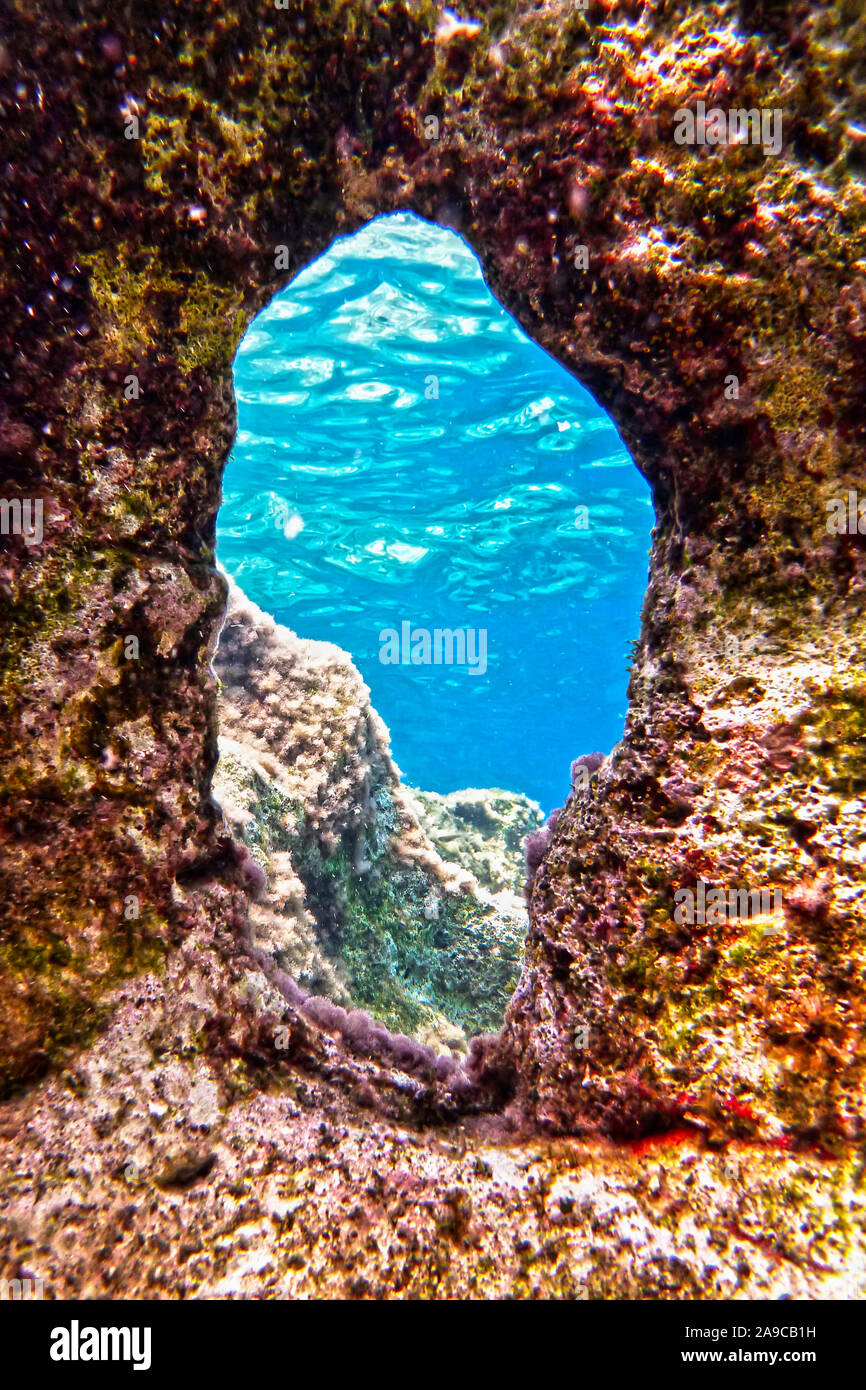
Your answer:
1;0;865;1296
213;580;527;1045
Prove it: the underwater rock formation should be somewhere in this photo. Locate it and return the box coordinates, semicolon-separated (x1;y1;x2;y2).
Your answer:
213;580;527;1045
1;0;866;1297
407;785;543;897
4;1002;866;1299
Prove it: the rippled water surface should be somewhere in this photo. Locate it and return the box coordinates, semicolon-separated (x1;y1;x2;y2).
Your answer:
218;213;652;810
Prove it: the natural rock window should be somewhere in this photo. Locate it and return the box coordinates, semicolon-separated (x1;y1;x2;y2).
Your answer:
213;213;651;1058
3;0;865;1310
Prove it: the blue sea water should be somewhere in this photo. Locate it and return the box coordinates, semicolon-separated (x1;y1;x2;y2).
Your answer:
217;212;652;812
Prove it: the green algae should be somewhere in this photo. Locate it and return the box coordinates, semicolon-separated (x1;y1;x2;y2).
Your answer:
83;249;158;355
84;245;246;373
292;805;520;1036
177;282;246;371
0;913;167;1101
215;738;522;1038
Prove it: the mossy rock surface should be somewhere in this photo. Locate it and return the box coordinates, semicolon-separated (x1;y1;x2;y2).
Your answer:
212;583;527;1045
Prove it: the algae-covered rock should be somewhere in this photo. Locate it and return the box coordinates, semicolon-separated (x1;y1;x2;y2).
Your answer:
213;580;526;1044
407;786;544;897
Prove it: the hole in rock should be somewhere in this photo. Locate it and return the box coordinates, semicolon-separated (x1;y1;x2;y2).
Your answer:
214;212;652;1064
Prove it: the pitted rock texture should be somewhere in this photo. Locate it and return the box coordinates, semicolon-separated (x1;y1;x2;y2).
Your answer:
2;977;865;1299
0;0;864;1296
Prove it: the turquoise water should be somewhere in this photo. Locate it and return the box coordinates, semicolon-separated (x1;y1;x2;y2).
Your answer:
218;212;652;812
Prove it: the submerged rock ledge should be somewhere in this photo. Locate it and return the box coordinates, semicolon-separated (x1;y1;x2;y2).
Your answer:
213;579;527;1047
1;0;865;1296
